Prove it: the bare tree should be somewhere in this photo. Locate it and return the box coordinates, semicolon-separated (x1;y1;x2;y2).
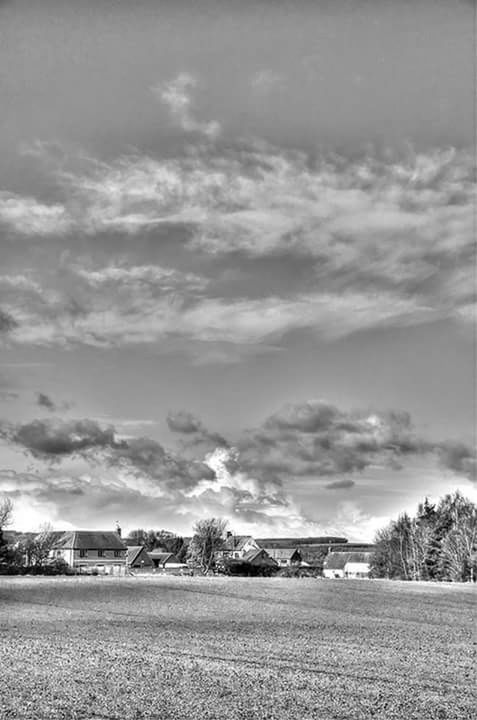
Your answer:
187;518;227;574
0;497;13;560
28;523;57;567
0;496;13;530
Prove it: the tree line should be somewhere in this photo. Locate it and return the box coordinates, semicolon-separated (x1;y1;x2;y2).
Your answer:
371;491;477;582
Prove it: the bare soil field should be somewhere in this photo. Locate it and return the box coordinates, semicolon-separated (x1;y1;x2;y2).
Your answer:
0;576;474;720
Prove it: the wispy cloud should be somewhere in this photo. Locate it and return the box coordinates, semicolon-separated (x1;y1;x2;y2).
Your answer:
153;72;221;139
250;69;285;94
1;143;473;355
0;192;72;236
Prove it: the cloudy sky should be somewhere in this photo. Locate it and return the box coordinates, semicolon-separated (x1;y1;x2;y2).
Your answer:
0;0;475;540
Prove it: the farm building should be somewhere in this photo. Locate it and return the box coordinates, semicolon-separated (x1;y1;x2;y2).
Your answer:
126;545;153;570
322;552;372;579
344;561;371;579
148;551;187;572
222;548;278;576
51;530;127;574
216;533;261;560
263;548;303;566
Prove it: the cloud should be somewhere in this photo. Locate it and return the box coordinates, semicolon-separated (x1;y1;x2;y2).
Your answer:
236;402;430;482
167;410;228;456
1;143;473;355
0;192;72;236
1;400;474;535
438;441;476;482
1;418;120;458
35;392;73;413
189;446;321;535
153;72;221;139
251;69;285;94
0;308;18;333
325;479;356;490
0;391;19;401
36;393;56;412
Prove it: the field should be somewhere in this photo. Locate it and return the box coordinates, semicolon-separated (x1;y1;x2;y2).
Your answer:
0;577;474;720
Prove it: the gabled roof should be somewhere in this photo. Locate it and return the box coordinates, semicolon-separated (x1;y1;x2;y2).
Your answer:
324;551;372;570
223;535;255;551
263;548;301;560
242;548;278;565
126;546;151;565
53;531;125;551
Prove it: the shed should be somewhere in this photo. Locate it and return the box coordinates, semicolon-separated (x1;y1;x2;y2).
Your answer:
127;546;153;569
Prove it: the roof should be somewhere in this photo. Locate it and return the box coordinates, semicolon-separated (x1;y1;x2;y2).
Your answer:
148;551;180;565
242;548;278;565
324;551;372;570
263;548;301;560
126;546;151;565
345;561;370;572
223;535;255;551
53;531;126;551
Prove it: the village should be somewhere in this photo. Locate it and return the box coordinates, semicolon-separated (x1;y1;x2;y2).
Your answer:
2;522;375;579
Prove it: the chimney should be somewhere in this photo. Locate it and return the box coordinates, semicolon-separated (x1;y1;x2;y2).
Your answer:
116;521;121;538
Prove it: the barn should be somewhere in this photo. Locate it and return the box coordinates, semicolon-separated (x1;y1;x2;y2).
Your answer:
126;545;153;571
322;551;372;579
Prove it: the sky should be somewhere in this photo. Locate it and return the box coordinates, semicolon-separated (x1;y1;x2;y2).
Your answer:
0;0;475;541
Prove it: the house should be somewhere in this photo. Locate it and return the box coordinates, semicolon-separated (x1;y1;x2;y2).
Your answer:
51;530;127;574
148;551;187;573
222;547;278;576
323;551;372;579
127;545;153;571
216;533;260;560
263;548;303;567
344;561;371;579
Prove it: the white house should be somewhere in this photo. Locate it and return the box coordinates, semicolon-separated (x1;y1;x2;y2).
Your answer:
263;548;303;567
216;534;260;560
323;551;372;579
344;561;371;579
51;530;127;574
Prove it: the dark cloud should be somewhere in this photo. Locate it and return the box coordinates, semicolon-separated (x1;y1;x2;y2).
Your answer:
438;441;476;482
36;393;56;412
1;416;215;492
110;435;215;489
238;402;427;481
167;409;228;454
35;392;73;413
325;479;356;490
0;308;17;333
167;410;203;434
2;418;120;458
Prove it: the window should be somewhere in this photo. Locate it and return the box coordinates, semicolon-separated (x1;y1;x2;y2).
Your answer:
98;550;104;557
114;550;121;558
79;549;87;558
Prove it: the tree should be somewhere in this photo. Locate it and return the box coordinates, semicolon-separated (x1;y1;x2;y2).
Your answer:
438;494;477;582
125;528;149;547
23;524;57;567
186;518;227;574
371;492;477;582
0;497;13;561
